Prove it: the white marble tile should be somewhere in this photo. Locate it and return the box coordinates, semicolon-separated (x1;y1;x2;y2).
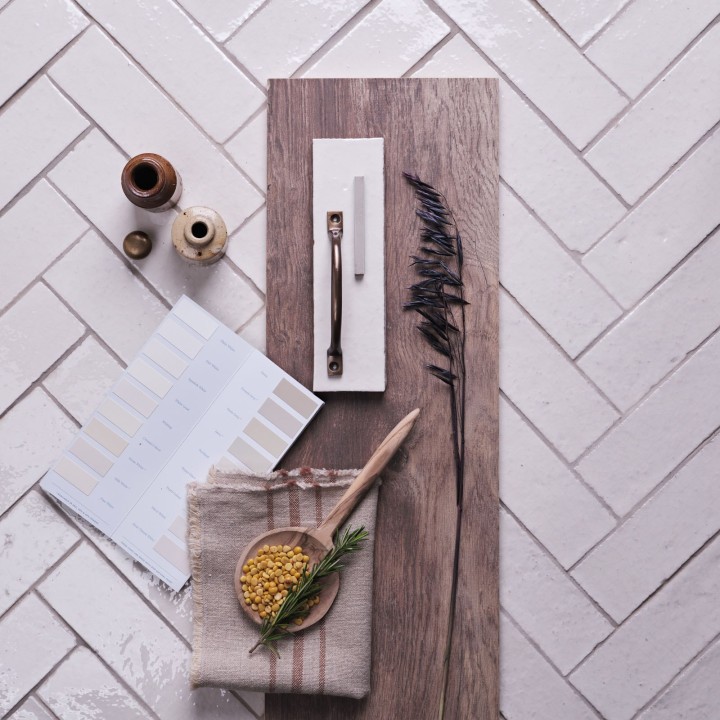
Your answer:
536;0;630;45
0;389;75;515
174;0;263;42
500;292;619;461
580;230;720;410
303;0;449;78
0;283;84;413
500;399;615;569
0;180;87;310
49;131;263;331
414;36;626;252
225;207;266;294
586;0;720;98
76;0;263;142
436;0;627;148
500;615;598;720
500;187;621;356
44;232;167;364
586;23;720;203
0;490;79;616
48;28;262;233
500;510;612;673
577;331;720;515
0;76;87;209
0;0;88;106
583;127;720;309
8;696;55;720
0;594;75;715
227;0;371;83
44;336;123;424
239;306;266;354
638;636;720;720
225;110;267;191
39;647;152;720
72;515;193;642
571;535;720;720
38;544;254;720
574;433;720;622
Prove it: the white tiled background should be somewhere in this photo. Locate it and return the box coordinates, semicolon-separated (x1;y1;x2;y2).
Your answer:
0;0;718;718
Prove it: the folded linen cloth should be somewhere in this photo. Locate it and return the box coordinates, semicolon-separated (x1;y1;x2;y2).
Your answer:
187;466;378;699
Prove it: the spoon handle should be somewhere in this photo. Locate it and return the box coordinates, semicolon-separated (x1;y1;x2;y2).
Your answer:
315;408;420;545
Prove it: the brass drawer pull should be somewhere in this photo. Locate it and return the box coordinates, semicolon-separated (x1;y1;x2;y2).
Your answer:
327;211;343;376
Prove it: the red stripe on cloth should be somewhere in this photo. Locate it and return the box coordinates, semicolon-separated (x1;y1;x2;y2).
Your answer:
267;486;277;693
288;483;304;693
315;484;326;694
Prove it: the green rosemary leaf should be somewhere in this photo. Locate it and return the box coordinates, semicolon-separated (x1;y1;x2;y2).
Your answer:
249;526;369;657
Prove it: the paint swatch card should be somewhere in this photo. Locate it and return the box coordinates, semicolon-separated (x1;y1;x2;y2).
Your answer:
42;296;323;590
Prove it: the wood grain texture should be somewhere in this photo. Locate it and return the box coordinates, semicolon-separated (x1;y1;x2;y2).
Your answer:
265;78;499;719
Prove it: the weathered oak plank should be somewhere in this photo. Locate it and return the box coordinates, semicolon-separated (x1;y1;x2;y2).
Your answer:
266;78;499;719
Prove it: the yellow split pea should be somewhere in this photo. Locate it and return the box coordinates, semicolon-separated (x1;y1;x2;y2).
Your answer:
240;544;321;622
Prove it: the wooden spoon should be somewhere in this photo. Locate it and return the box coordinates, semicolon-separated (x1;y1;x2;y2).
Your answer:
236;408;420;630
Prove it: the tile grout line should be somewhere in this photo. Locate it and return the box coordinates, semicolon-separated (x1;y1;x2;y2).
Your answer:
500;289;625;419
289;0;385;79
575;225;720;367
499;389;621;525
33;579;166;720
526;0;632;103
570;321;720;478
421;0;633;212
629;628;720;719
501;501;619;632
579;12;720;156
578;0;636;51
500;607;605;719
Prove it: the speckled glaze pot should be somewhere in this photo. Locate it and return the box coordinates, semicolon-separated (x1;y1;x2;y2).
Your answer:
171;206;228;265
121;153;182;212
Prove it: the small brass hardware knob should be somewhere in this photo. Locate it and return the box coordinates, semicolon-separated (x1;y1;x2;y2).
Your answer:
122;230;153;260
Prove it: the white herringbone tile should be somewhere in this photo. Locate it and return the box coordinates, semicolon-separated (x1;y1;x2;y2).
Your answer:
44;336;123;425
39;543;256;720
0;76;88;209
436;0;627;148
0;0;88;107
573;431;720;622
0;179;87;311
1;1;719;717
0;594;75;716
586;0;720;98
413;34;626;255
583;126;720;309
226;0;371;84
586;22;720;203
49;130;264;330
571;534;720;720
76;0;264;142
49;27;263;233
38;647;154;720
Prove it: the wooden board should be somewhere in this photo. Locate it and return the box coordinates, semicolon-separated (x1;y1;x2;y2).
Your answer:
266;78;499;720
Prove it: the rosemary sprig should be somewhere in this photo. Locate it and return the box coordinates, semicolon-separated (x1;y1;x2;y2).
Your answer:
403;172;471;720
249;526;369;657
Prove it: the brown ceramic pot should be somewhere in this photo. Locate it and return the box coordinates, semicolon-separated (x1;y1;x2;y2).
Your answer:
121;153;182;212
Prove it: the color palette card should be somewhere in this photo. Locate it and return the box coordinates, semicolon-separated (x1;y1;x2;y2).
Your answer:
42;296;323;591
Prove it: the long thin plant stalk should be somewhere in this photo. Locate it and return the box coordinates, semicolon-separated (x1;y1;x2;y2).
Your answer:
403;172;467;719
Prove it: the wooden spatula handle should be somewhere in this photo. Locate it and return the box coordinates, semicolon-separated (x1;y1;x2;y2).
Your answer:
315;408;420;544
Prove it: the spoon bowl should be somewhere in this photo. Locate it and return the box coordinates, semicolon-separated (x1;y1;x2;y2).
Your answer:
235;527;339;631
236;408;420;630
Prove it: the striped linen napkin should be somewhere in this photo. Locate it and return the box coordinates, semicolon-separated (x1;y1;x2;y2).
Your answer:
187;466;378;698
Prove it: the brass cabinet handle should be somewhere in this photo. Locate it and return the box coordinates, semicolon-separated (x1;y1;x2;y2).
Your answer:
327;212;343;376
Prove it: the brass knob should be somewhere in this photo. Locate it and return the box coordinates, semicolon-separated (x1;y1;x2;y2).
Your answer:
123;231;152;260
